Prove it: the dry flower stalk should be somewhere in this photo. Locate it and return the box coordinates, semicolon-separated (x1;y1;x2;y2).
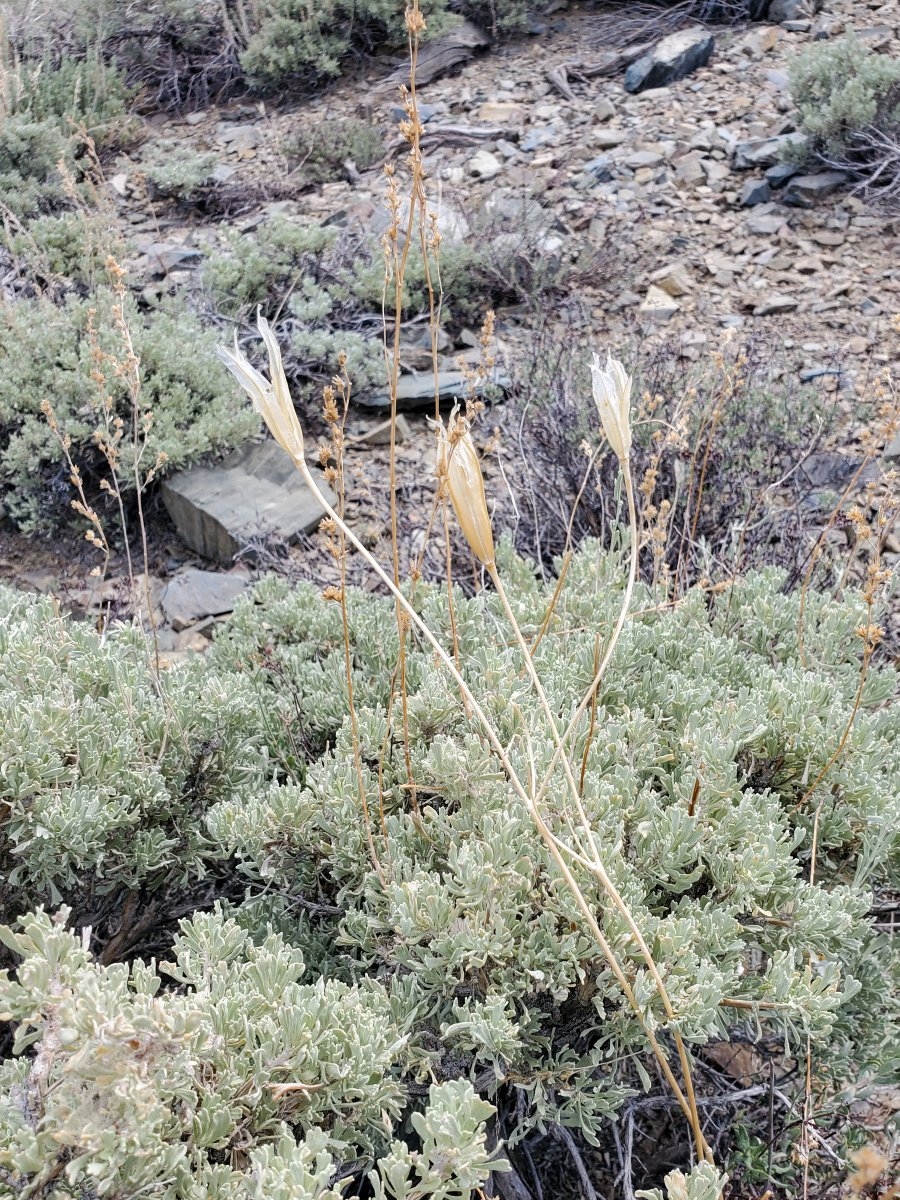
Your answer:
220;319;712;1165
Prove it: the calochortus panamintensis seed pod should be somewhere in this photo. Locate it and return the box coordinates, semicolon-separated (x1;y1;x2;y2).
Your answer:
435;413;496;569
217;312;305;466
589;351;632;463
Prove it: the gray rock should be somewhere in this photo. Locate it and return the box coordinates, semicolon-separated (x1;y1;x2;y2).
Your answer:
468;149;503;179
885;431;900;462
797;451;861;488
624;27;715;94
782;170;848;207
740;178;772;206
753;294;798;315
216;123;262;151
594;128;628;149
161;440;336;564
733;132;806;169
811;14;838;39
650;262;694;296
521;125;557;152
398;197;469;245
359;369;511;412
765;161;801;188
593;97;617;123
391;101;440;123
639;285;680;321
767;0;821;21
674;152;707;187
745;210;786;234
137;242;202;273
856;25;894;51
626;149;665;169
160;568;248;631
577;154;615;187
798;367;842;383
348;415;413;446
797;451;877;512
763;68;790;90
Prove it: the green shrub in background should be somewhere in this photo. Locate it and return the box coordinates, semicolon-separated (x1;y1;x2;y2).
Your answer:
0;53;135;217
204;215;338;315
5;211;119;289
238;0;451;91
0;542;897;1195
0;53;133;136
138;140;220;204
284;116;385;183
203;212;500;404
205;211;489;324
204;216;387;398
790;34;900;197
1;0;572;108
0;114;73;217
0;290;259;533
790;34;900;153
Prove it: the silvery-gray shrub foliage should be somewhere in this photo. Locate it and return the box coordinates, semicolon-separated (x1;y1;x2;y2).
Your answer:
0;587;264;910
0;293;259;534
1;539;898;1196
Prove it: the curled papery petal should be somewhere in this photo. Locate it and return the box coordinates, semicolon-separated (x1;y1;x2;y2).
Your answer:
589;351;632;463
217;315;305;466
217;333;270;411
434;415;496;569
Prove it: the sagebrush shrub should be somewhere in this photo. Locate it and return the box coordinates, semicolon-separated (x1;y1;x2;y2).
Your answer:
138;140;220;204
1;541;896;1195
0;586;269;923
0;290;259;532
0;56;135;216
5;211;119;289
284;116;385;183
0;114;71;216
790;34;900;200
204;215;338;315
205;211;488;323
202;212;501;406
791;35;900;153
0;907;500;1199
0;53;133;137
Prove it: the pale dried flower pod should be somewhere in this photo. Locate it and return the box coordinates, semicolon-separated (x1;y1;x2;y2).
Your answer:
217;313;305;466
589;351;632;463
435;414;496;569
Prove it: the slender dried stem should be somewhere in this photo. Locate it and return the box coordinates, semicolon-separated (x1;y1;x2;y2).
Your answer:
288;452;708;1143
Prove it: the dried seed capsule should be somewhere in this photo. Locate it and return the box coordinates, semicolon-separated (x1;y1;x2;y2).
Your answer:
217;312;305;467
435;414;496;569
590;351;632;464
